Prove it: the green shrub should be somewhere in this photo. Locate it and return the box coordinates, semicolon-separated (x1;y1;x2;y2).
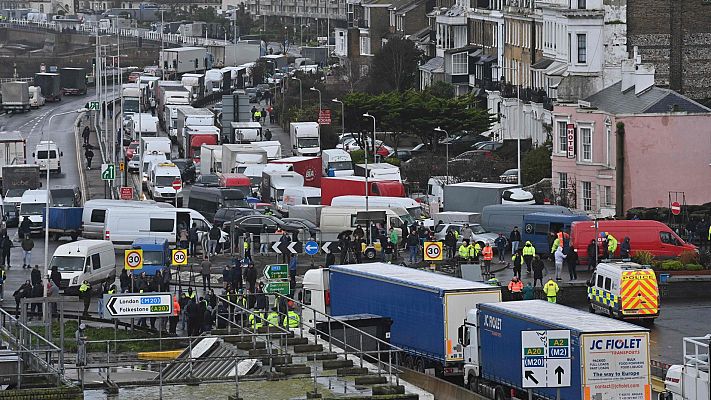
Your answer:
679;250;699;265
384;157;401;167
632;250;655;265
684;263;704;271
660;260;683;271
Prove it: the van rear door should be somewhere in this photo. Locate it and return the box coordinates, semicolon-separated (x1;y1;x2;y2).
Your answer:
620;270;659;318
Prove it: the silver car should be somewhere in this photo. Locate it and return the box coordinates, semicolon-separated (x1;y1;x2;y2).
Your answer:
434;223;499;247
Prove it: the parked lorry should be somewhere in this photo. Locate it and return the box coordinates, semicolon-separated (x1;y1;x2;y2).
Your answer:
222;144;268;174
43;207;82;241
127;113;159;139
231;121;263;143
463;301;651;400
1;81;31;113
200;144;221;175
320;176;406;206
160;47;209;75
121;83;146;114
157;81;191;131
34;73;61;102
659;335;709;400
176;107;214;153
59;67;87;95
289;122;320;156
260;170;304;207
272;156;322;188
184;125;219;163
322;149;353;177
181;73;207;101
0;133;28;188
28;86;45;108
302;263;502;376
444;182;531;213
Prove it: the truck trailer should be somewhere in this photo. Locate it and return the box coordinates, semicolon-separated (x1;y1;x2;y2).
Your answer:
464;301;651;400
320;176;405;205
34;73;61;102
222;144;267;174
271;156;322;188
303;263;502;376
59;67;87;95
0;133;28;188
443;182;525;213
1;82;31;113
160;47;209;75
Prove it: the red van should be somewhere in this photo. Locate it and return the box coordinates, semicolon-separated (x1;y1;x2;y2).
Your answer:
570;220;697;264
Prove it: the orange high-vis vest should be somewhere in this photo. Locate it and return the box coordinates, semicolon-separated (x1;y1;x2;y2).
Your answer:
173;296;180;316
508;280;524;293
482;246;493;261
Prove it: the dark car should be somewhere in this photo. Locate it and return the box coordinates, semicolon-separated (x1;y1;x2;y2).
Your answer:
245;87;258;103
195;173;219;186
395;144;426;162
282;217;319;240
172;158;197;184
255;83;271;99
499;168;518;183
471;141;503;151
223;215;303;236
214;207;260;228
49;185;82;207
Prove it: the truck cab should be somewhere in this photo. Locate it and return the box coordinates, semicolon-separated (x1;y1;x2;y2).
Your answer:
33;141;62;174
130;237;170;276
28;86;44;108
660;335;709;400
20;189;50;233
302;268;330;326
148;161;183;205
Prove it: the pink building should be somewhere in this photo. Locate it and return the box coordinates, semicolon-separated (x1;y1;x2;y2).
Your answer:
551;67;711;216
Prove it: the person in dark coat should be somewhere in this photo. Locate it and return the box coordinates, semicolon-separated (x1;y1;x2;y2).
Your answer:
30;282;43;319
119;269;130;293
231;264;242;291
222;265;232;290
185;298;199;336
13;280;32;316
18;217;31;239
620;237;631;259
30;265;42;287
565;246;579;281
84;147;94;169
1;235;13;268
254;282;267;312
586;240;598;272
50;266;62;289
161;266;171;292
444;230;457;259
188;223;200;257
532;255;545;287
244;263;257;293
216;301;228;329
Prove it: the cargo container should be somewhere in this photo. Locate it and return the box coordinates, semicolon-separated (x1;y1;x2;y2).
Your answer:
59;67;87;95
271;156;322;188
320;176;405;206
303;263;502;376
464;301;650;400
34;73;61;102
43;207;83;241
160;47;209;75
222;144;268;174
443;182;528;213
1;82;30;112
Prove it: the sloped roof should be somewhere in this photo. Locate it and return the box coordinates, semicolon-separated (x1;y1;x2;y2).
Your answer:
586;81;711;114
419;56;444;73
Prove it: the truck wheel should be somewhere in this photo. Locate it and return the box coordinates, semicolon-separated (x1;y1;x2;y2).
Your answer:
364;247;377;260
588;303;595;314
415;357;425;373
494;386;507;400
467;374;478;391
70;233;79;241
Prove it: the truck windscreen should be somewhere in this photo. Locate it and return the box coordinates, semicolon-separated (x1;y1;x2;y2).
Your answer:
297;137;319;148
50;256;84;272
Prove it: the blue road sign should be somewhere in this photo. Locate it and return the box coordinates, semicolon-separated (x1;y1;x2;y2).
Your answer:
304;240;319;256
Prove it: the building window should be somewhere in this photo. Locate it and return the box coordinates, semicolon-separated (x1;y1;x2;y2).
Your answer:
577;34;587;64
604;186;612;206
578;0;586;9
452;53;468;75
360;35;370;55
557;121;567;153
582;181;592;211
580;127;592;161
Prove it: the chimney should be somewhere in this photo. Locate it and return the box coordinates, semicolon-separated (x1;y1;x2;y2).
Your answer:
634;63;655;95
620;59;635;92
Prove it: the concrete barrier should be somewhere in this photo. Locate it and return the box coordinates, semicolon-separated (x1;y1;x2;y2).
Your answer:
399;368;485;400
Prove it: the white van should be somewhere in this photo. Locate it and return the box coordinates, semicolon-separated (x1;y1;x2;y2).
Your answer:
142;151;168;185
148;161;183;205
427;176;447;211
33;141;62;174
103;207;227;249
319;206;413;242
81;199;172;239
283;187;321;209
330;195;428;221
321;149;353;177
49;240;116;293
20;189;49;233
29;86;45;108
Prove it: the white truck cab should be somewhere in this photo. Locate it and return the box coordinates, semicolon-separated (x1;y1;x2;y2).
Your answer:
148;161;183;206
660;335;709;400
19;189;50;233
28;86;45;108
301;268;330;326
33;141;62;174
142;151;168;185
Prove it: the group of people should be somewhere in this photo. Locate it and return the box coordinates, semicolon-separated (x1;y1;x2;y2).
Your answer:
13;265;62;318
250;105;276;125
335;224;399;265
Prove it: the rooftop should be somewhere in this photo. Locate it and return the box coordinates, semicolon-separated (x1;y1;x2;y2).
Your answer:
585;82;711;115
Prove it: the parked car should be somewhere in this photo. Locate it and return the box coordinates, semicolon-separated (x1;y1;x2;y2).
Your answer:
214;207;260;228
449;150;491;163
223;214;303;235
172;158;197;184
125;141;139;161
245;87;258;103
471;141;504;151
499;168;518;183
433;222;498;247
281;217;319;238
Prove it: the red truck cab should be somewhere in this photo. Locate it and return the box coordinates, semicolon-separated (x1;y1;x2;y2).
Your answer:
189;134;218;163
320;176;406;205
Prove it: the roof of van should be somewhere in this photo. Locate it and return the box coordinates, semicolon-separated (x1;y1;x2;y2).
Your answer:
55;240;113;255
21;189;48;200
447;182;519;189
525;212;591;222
331;263;495;293
483;204;573;214
596;261;650;272
478;301;648;334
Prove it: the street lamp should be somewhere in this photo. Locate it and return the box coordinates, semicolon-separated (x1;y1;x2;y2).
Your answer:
291;76;302;108
434;127;450;184
362;112;376;157
362;113;376;219
332;98;344;134
44;108;88;298
310;87;321;113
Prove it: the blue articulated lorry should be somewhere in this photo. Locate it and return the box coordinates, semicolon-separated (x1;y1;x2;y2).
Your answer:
463;301;651;400
326;263;502;376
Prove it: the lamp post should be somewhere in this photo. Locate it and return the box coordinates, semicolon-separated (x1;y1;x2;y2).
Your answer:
332;98;344;134
291;77;302;108
434;127;450;184
44;108;88;298
363;112;376;158
310;87;321;113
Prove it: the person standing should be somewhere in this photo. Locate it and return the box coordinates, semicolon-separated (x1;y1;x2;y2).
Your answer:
21;235;34;269
460;224;473;243
50;266;61;289
75;324;87;367
587;239;598;272
18;217;31;239
188;223;200;257
222;264;232;290
30;265;41;287
178;227;189;250
522;282;535;300
554;246;566;281
532;255;545;287
0;234;12;268
288;254;298;294
458;239;471;263
445;229;456;260
522;241;535;273
620;237;631;259
481;242;493;274
208;225;221;256
543;278;560;303
0;266;5;301
243;236;252;263
120;268;130;293
565;245;578;281
84;146;94;170
244;263;257;293
389;227;399;260
494;233;507;262
511;249;522;279
82;126;90;145
200;255;212;291
407;231;419;264
507;276;523;300
509;226;521;255
78;280;91;316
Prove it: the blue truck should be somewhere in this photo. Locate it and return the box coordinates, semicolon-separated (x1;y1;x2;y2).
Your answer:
43;207;83;241
130;237;170;276
463;301;651;400
310;263;502;376
520;213;590;256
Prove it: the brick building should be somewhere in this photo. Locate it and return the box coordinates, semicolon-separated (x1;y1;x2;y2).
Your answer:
627;0;711;101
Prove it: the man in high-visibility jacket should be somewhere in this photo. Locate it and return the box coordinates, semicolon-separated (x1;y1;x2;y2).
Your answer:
606;233;618;259
481;242;494;274
78;280;91;317
543;278;560;303
249;312;264;330
186;287;196;300
266;311;280;327
522;241;536;273
507;276;524;300
472;242;482;263
458;240;471;262
283;310;300;328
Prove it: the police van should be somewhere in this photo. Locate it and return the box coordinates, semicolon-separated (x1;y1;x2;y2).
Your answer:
587;261;659;322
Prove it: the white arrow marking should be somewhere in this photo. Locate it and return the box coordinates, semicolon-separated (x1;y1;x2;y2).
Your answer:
271;241;281;254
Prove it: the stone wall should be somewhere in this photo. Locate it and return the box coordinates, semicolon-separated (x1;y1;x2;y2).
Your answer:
0;387;82;400
627;0;711;100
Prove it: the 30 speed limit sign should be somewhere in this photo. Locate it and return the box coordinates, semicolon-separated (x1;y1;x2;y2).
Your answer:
423;241;443;261
124;249;143;270
172;249;188;266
